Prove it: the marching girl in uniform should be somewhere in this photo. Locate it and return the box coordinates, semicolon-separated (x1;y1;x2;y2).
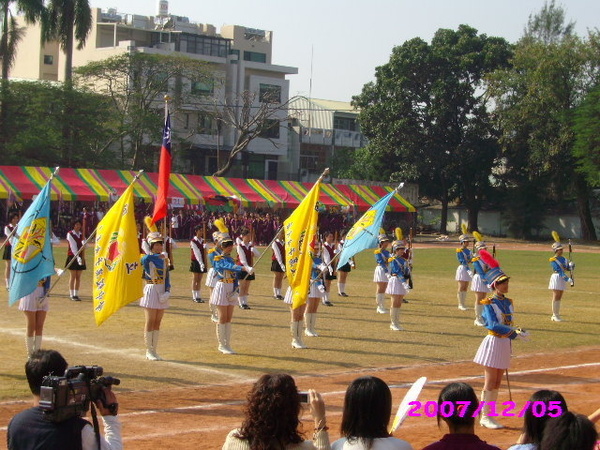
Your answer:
471;234;491;327
190;225;207;303
3;212;18;290
548;237;574;322
66;219;86;301
271;229;286;300
336;230;353;297
140;233;171;361
19;276;50;357
473;249;528;429
321;232;337;306
373;233;391;314
304;239;326;338
386;233;410;331
235;227;259;310
205;230;222;323
211;226;248;354
455;231;472;311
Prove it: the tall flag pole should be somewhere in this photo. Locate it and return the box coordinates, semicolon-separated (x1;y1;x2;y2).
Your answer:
336;182;404;271
152;96;172;225
93;170;144;325
8;167;59;306
284;168;328;309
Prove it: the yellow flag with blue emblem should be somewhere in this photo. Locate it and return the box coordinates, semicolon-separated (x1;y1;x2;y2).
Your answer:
93;184;142;325
284;177;322;309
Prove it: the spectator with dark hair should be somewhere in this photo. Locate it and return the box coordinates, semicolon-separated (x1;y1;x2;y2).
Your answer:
332;376;412;449
507;389;568;450
222;373;330;449
7;349;121;450
422;382;500;450
539;411;597;450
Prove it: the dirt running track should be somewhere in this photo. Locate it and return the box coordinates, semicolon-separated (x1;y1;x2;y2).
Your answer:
1;346;598;449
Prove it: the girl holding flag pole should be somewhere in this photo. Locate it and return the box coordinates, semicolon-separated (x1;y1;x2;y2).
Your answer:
373;232;391;314
455;224;472;311
3;212;18;290
386;229;410;331
548;231;574;322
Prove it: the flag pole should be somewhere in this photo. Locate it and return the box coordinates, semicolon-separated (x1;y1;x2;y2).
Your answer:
42;170;144;301
162;95;171;268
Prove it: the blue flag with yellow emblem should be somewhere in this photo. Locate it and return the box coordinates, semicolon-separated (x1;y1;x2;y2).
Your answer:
8;179;55;306
336;190;396;270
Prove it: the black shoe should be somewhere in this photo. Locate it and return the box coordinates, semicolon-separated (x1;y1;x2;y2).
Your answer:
241;304;251;310
323;300;334;306
193;297;205;303
402;299;409;304
276;295;284;300
339;292;349;297
71;296;81;302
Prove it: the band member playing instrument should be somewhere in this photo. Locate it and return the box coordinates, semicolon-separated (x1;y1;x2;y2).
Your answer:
3;212;18;290
321;232;337;306
236;227;259;310
66;220;86;301
336;231;353;297
471;241;491;327
373;234;391;314
140;233;171;361
386;238;410;331
548;241;574;322
473;250;528;429
271;230;286;300
455;234;472;311
190;225;207;304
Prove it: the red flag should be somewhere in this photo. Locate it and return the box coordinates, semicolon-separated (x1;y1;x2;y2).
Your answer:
152;112;172;224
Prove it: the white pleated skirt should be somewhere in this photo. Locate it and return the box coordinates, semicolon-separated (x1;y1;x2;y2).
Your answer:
210;281;238;306
205;268;218;288
283;286;293;305
471;274;491;293
309;282;324;298
18;286;49;312
139;283;170;310
455;265;472;282
385;276;408;296
548;273;566;291
474;335;511;369
373;266;389;283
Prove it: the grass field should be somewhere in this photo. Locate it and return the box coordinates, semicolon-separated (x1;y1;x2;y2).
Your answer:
0;240;598;402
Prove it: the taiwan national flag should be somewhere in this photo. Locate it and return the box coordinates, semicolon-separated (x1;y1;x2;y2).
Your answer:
152;112;171;224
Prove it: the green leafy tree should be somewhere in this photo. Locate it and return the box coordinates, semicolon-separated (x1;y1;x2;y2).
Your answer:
573;83;600;188
74;52;210;170
353;25;512;233
488;2;600;239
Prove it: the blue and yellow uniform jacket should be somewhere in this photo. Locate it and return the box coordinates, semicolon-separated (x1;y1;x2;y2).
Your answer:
310;255;325;289
141;253;170;290
549;255;570;282
213;253;243;289
456;247;472;267
207;247;222;268
374;248;391;273
471;256;489;277
481;294;517;339
388;255;409;281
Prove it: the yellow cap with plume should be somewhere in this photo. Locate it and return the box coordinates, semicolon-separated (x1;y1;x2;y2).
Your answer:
395;227;404;241
144;216;158;233
213;218;229;234
461;223;468;235
473;231;484;242
551;231;560;243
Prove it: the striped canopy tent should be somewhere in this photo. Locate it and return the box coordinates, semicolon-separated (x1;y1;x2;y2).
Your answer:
0;166;112;201
198;175;281;208
335;184;416;212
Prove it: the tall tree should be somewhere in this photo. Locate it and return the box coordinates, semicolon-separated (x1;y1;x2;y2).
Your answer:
353;25;512;233
488;2;600;239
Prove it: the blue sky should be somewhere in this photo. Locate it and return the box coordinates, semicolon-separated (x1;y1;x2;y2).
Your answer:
90;0;600;102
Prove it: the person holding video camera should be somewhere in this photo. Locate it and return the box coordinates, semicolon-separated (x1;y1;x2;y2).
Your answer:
7;349;122;450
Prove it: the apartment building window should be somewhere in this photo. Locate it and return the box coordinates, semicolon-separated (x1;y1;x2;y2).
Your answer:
43;55;54;65
191;80;213;96
259;84;281;103
198;113;215;135
152;32;230;58
259;119;280;139
333;116;357;131
243;51;266;63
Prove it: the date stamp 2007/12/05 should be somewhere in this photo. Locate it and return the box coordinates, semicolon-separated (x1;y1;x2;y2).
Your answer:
407;401;563;418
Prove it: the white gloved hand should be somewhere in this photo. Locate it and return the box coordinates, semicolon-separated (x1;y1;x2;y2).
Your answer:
402;282;411;290
76;257;83;265
281;265;286;271
515;328;530;341
159;291;171;303
161;251;169;259
318;263;327;272
200;264;205;272
568;261;575;270
386;273;392;280
246;266;254;274
349;260;355;268
467;270;474;277
317;284;326;293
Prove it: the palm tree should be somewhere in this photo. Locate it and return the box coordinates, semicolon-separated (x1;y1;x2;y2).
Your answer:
0;0;44;79
42;0;92;84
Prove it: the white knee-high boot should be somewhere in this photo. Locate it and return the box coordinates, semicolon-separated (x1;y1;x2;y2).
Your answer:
33;335;42;352
216;323;233;354
376;293;387;313
145;331;158;360
304;312;319;337
152;330;163;361
480;389;504;429
474;302;485;326
457;291;468;310
551;300;563;321
390;307;402;331
224;323;235;354
26;336;35;357
291;321;307;349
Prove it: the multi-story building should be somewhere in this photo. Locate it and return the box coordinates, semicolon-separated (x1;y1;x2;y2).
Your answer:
287;96;366;182
10;2;297;179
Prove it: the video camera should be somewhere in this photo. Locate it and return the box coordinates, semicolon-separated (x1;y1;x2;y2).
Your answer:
39;365;120;422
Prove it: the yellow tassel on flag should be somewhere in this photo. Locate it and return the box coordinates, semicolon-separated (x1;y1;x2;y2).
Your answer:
93;184;143;325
